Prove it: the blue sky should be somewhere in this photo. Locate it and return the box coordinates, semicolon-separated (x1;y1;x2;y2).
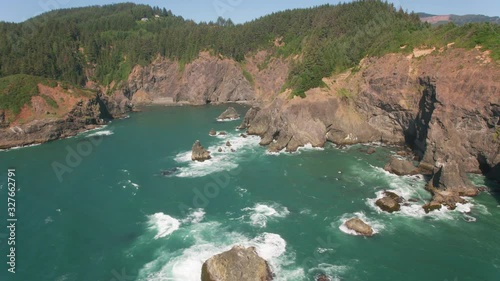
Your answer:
0;0;499;23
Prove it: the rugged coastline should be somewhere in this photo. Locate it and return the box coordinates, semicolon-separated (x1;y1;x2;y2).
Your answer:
1;46;498;210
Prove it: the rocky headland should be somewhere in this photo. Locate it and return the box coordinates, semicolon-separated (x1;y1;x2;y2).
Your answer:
239;47;499;210
0;46;498;211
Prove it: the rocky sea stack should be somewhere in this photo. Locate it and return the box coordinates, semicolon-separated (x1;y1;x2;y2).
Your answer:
191;140;211;162
201;246;273;281
376;191;403;213
217;107;240;121
345;218;374;236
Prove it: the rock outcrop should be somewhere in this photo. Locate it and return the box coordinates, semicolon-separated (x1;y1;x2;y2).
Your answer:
125;52;257;106
0;92;130;149
242;48;499;205
376;195;401;213
209;128;217;136
201;246;273;281
345;218;374;236
316;274;331;281
238;107;260;130
217;107;240;121
191;140;211;162
384;156;418;175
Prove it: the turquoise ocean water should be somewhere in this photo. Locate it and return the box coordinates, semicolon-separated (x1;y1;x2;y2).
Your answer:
0;105;499;281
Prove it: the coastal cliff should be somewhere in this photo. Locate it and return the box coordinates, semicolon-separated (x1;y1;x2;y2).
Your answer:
240;47;499;205
0;83;131;149
123;51;288;105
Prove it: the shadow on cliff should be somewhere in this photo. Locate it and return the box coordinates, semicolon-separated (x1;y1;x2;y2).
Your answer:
484;163;500;204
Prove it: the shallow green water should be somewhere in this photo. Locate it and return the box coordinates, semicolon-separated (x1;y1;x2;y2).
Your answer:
0;105;499;281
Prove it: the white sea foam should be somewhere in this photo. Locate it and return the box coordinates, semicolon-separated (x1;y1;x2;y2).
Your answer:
86;130;114;137
173;133;260;178
364;165;490;221
265;143;324;156
137;221;303;281
366;189;455;220
0;143;41;152
309;263;349;281
128;180;140;189
216;117;241;122
181;208;206;224
235;186;248;197
242;203;290;228
297;143;325;151
338;212;385;236
148;213;181;239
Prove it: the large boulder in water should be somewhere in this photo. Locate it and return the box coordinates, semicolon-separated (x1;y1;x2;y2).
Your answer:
384;156;418;176
217;107;240;121
201;246;273;281
376;196;401;213
192;140;211;162
345;218;374;236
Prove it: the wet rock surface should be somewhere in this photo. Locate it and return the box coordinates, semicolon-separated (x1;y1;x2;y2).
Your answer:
201;246;273;281
345;218;374;236
217;107;240;121
192;140;211;162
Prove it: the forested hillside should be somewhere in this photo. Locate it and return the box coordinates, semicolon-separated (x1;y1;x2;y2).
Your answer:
0;0;498;99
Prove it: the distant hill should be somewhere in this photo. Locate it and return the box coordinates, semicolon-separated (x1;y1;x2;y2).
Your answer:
419;12;500;25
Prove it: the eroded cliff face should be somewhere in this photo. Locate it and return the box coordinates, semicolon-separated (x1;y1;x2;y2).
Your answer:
242;47;499;205
0;51;288;149
0;86;131;149
124;51;288;105
125;53;287;105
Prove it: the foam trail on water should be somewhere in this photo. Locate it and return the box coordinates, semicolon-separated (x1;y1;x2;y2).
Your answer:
181;208;206;224
0;143;41;152
148;213;181;239
173;134;260;178
87;130;114;137
137;221;304;281
242;203;290;228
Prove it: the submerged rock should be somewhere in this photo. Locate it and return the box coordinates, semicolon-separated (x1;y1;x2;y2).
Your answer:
316;274;331;281
345;218;374;236
201;246;273;281
209;128;217;136
376;196;401;213
240;133;248;138
384;156;418;176
217;107;240;121
423;201;442;213
160;167;178;177
192;140;211;162
366;147;376;155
